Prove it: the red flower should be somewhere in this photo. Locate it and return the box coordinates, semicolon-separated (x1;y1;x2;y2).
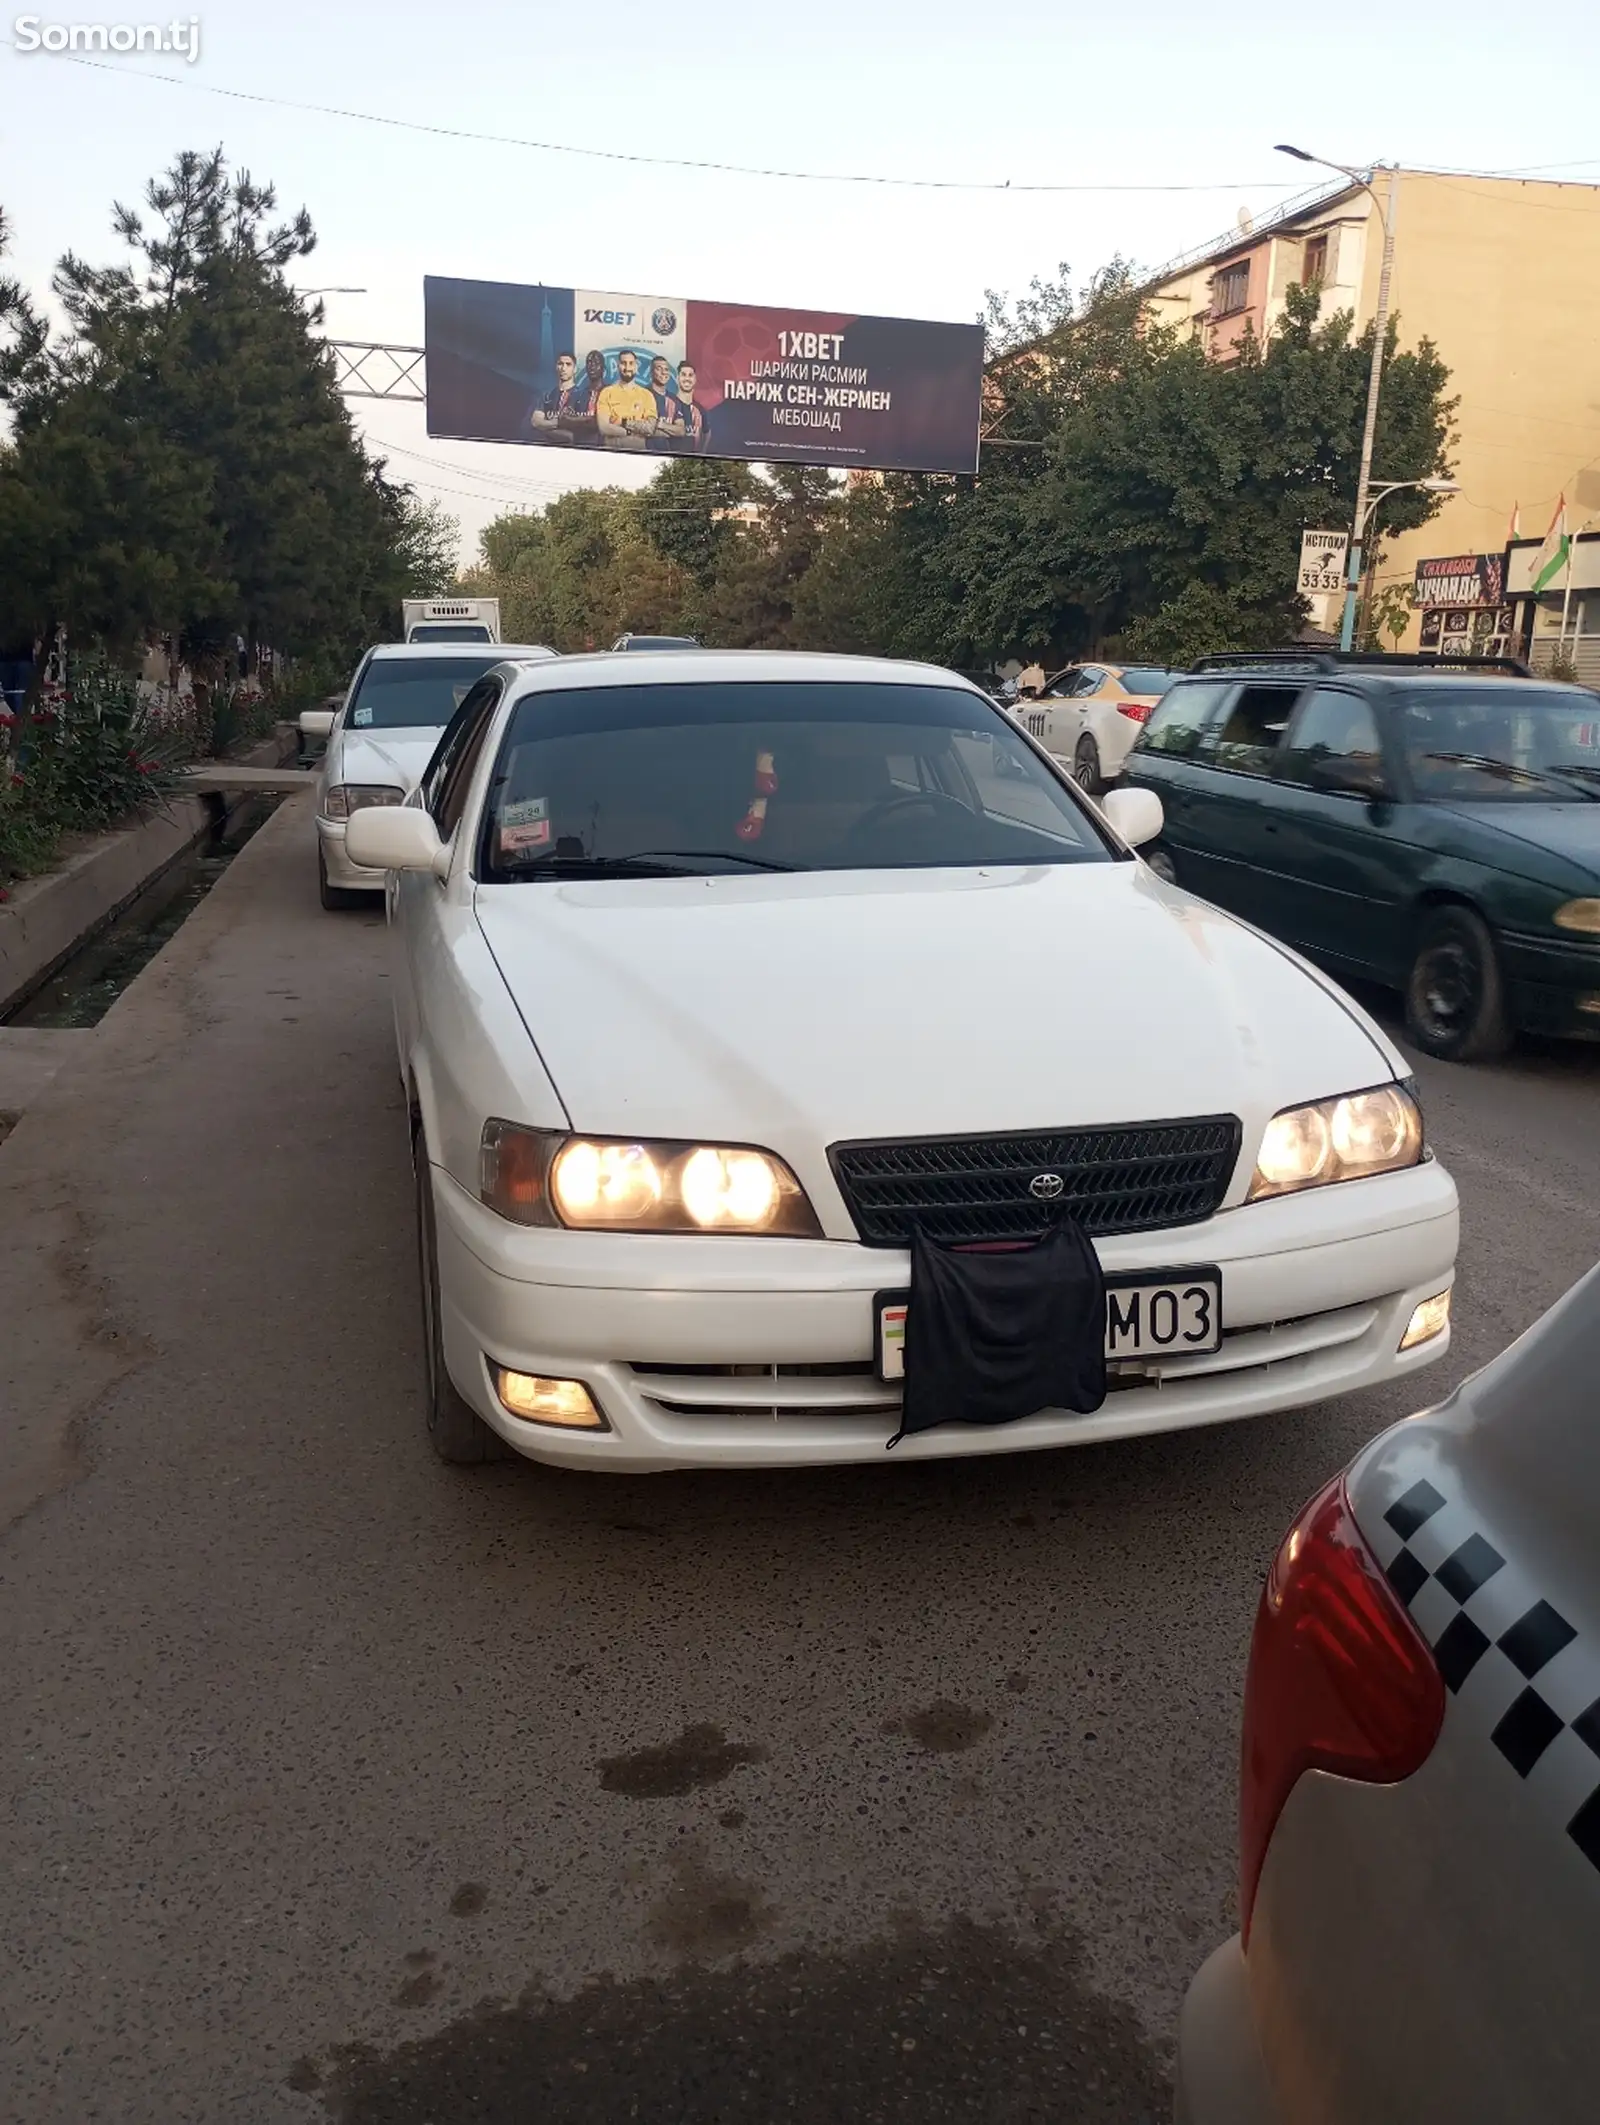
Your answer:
8;772;23;789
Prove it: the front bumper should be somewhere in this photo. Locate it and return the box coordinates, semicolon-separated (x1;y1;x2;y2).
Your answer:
317;813;386;891
1500;928;1600;1041
430;1157;1459;1471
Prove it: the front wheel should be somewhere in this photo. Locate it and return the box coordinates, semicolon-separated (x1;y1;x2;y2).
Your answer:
414;1139;513;1464
318;845;366;912
1404;905;1512;1062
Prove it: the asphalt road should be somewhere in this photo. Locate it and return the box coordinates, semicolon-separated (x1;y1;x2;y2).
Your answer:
3;797;1598;2125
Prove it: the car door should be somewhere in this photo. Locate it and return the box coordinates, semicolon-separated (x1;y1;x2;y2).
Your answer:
1120;679;1234;880
392;676;505;1086
1179;681;1304;918
1258;684;1415;977
1028;667;1095;763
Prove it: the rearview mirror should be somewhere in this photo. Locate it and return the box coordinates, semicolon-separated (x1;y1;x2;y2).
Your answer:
1101;785;1164;849
298;709;335;738
345;806;450;879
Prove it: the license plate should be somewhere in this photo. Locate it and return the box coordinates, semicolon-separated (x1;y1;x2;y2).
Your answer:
874;1268;1222;1382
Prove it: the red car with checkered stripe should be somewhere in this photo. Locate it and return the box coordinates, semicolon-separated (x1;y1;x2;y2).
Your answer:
1178;1259;1600;2123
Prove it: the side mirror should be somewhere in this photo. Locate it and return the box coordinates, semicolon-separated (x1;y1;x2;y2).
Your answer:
1101;785;1164;849
299;709;335;738
345;806;450;879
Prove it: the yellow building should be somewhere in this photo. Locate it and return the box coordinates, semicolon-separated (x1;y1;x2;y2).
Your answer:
1142;169;1600;679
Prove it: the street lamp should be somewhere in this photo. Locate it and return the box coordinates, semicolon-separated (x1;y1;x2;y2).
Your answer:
1275;145;1400;651
297;286;368;298
1358;476;1459;540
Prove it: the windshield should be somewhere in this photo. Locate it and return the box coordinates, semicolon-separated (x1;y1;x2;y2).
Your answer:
1402;687;1600;802
408;624;493;643
478;681;1111;880
345;654;509;730
1117;667;1177;697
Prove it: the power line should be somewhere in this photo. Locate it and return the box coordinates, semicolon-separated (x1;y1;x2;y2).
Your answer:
38;49;1304;195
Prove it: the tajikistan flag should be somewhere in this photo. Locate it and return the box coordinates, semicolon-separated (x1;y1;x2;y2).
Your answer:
1532;497;1571;593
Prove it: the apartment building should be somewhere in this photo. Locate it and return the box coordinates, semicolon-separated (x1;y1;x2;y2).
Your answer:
1141;169;1600;677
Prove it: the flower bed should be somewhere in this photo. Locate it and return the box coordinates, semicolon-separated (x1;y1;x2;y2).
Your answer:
0;661;280;896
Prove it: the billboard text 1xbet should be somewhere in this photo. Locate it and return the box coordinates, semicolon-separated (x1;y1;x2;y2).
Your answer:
424;276;985;475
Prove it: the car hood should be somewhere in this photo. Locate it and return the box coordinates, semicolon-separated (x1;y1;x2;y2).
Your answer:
1431;800;1600;879
474;864;1396;1169
333;726;445;793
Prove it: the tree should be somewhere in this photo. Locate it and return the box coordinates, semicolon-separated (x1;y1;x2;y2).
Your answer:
636;457;758;585
0;150;436;664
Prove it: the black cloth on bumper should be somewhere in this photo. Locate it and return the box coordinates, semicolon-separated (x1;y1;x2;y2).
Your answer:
891;1221;1107;1447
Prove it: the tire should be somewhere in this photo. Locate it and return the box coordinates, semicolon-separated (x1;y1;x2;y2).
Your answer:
1073;737;1102;797
318;845;366;912
1404;904;1512;1062
1144;843;1178;886
414;1137;513;1464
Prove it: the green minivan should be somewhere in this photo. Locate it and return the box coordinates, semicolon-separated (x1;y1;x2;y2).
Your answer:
1120;654;1600;1061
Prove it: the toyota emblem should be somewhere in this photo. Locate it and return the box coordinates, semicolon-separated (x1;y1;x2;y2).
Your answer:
1029;1172;1066;1201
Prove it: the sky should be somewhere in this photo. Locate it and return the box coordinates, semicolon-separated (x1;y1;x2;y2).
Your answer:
3;0;1597;566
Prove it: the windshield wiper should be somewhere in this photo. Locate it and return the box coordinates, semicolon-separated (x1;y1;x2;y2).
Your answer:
500;854;688;880
1420;750;1600;798
499;849;795;880
619;848;795;872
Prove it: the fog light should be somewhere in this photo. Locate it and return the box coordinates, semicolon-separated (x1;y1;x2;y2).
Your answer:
1400;1290;1451;1352
492;1367;607;1429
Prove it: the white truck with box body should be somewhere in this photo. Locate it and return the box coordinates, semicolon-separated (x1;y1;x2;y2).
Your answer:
401;597;501;645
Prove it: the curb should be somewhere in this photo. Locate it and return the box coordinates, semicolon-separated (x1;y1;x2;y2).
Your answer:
0;725;303;1018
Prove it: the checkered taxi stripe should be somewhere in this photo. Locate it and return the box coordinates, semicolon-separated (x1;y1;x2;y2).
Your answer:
1379;1478;1600;1876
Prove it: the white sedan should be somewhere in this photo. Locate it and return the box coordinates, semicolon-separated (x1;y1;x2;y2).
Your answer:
302;639;554;908
347;650;1459;1472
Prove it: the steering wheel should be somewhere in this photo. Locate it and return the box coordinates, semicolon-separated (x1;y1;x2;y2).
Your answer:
847;791;977;842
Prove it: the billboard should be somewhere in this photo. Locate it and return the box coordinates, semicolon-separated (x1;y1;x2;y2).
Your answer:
423;276;985;475
1413;552;1507;609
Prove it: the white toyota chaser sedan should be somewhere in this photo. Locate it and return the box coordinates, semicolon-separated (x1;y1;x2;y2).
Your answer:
305;639;554;908
346;651;1460;1472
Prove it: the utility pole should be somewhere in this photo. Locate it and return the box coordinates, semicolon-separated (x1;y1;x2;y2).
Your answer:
1275;150;1400;650
1345;170;1400;651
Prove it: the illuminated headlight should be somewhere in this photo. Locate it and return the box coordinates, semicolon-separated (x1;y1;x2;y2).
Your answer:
1554;898;1600;936
1400;1290;1452;1351
324;784;404;820
1248;1083;1423;1201
479;1120;821;1235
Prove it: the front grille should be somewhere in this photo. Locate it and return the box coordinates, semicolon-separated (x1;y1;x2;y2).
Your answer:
830;1116;1242;1247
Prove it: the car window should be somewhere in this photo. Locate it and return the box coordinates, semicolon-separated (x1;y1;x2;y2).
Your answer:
1200;684;1300;776
430;677;505;836
408;624;494;643
1400;687;1600;803
477;681;1113;881
1075;668;1105;695
1132;680;1231;760
1115;668;1177;698
1278;687;1385;790
344;653;511;731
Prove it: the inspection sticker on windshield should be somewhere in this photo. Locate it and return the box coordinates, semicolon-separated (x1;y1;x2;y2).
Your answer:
352;704;373;727
503;798;548;827
500;822;551;856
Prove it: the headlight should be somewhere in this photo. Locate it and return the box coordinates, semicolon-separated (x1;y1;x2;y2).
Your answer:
324;783;404;820
1248;1083;1423;1201
1554;898;1600;935
479;1121;821;1235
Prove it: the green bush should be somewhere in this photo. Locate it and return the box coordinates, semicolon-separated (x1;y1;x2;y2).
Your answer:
0;659;191;889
